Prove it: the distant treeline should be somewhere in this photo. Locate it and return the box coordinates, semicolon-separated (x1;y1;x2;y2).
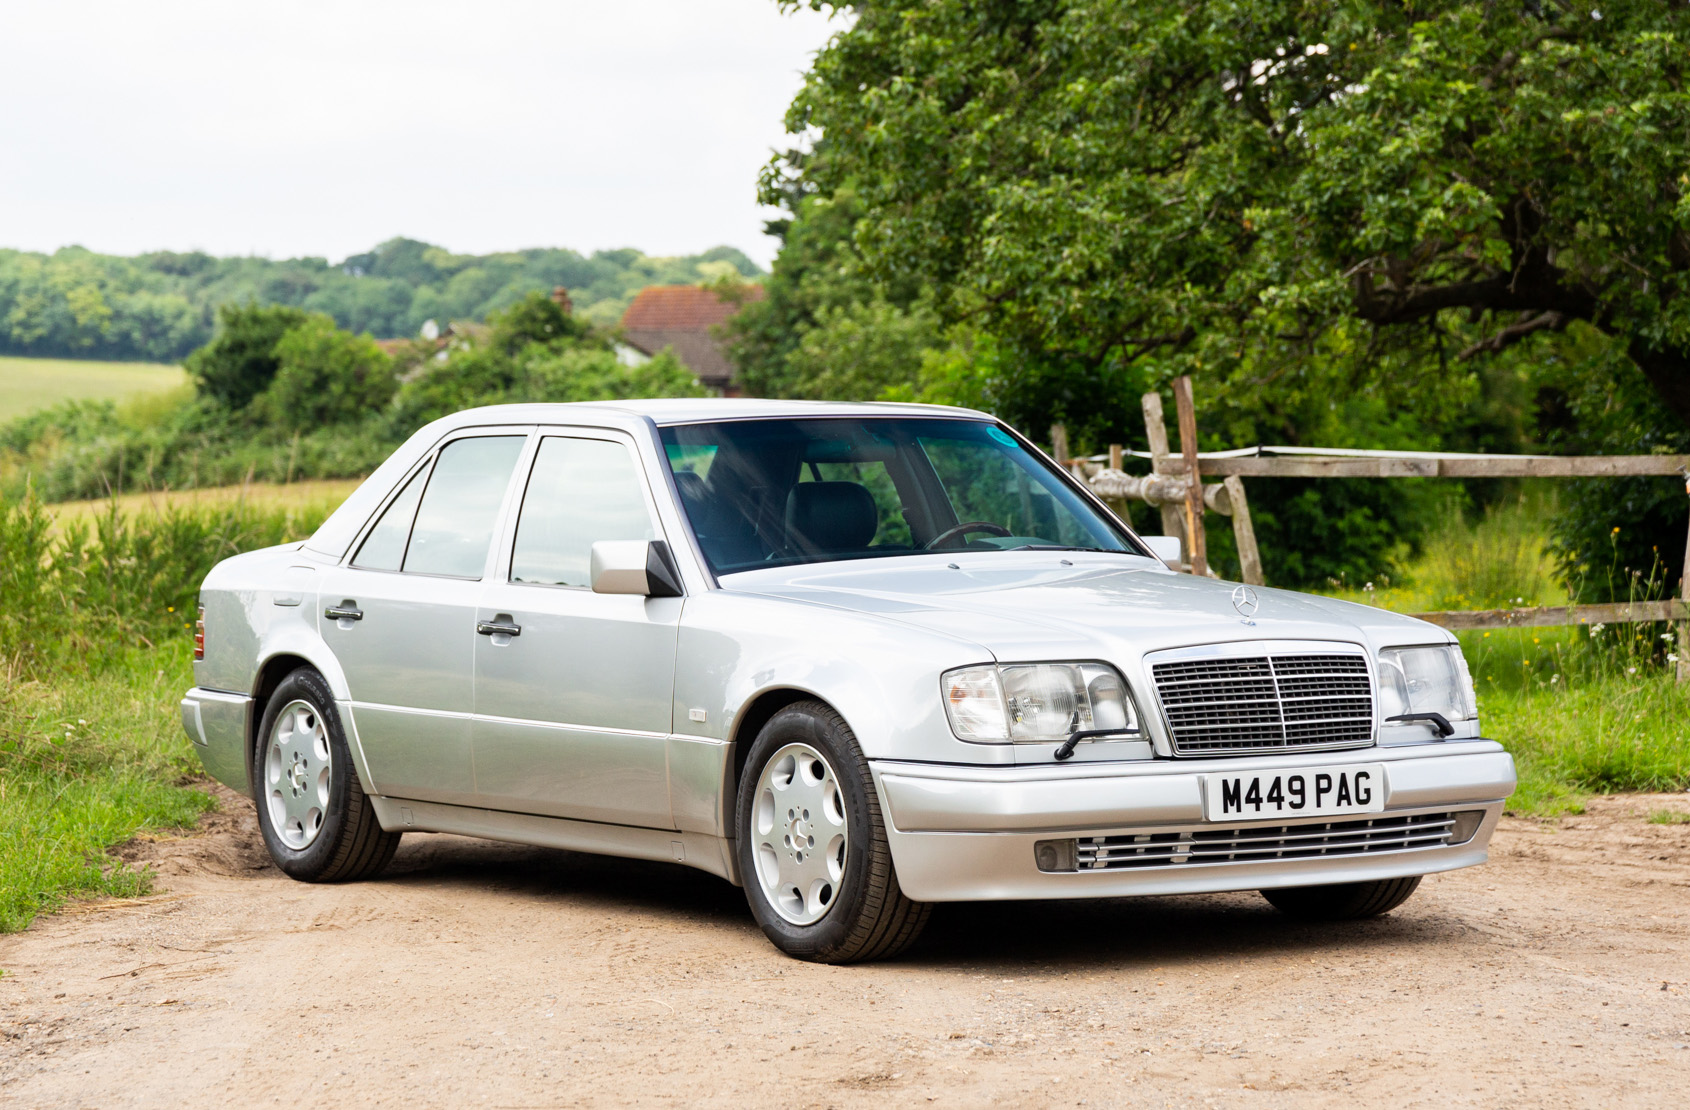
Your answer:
0;238;761;363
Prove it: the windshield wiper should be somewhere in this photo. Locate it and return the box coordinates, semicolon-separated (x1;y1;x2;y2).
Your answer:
1007;544;1127;553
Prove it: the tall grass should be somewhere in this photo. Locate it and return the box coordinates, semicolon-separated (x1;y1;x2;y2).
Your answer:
0;492;331;931
1323;484;1690;815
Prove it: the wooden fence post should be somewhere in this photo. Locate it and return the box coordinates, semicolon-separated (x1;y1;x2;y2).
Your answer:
1679;473;1689;683
1049;424;1069;467
1106;444;1133;527
1224;475;1265;586
1172;376;1208;577
1141;392;1188;566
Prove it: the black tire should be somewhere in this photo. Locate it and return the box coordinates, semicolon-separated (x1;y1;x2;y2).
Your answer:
735;700;930;963
252;667;400;882
1260;875;1422;920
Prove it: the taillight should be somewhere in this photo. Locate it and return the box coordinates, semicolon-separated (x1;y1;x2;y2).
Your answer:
194;605;205;661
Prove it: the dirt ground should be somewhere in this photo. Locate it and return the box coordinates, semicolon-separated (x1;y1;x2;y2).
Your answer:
2;788;1687;1109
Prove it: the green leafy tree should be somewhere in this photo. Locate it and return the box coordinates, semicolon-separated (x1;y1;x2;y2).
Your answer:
776;0;1690;422
255;316;398;430
184;303;310;410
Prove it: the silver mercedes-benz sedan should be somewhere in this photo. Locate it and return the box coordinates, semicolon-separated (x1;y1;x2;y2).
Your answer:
182;400;1515;962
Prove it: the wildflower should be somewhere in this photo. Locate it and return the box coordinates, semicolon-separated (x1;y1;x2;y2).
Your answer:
1590;623;1607;636
1612;526;1621;534
1670;654;1681;664
1550;674;1560;683
1663;634;1676;642
1363;582;1375;592
77;719;85;725
1628;667;1637;674
167;606;174;613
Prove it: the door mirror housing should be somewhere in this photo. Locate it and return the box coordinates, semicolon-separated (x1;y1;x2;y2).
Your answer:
1142;535;1182;568
590;540;684;598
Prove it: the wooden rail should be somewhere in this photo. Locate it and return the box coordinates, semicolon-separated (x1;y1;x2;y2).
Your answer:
1054;375;1690;680
1159;455;1690;479
1407;600;1689;632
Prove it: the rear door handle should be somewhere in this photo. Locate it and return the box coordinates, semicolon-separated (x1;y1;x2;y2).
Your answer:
476;619;521;637
325;603;363;621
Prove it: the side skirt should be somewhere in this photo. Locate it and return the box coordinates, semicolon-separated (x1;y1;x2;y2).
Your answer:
368;796;742;886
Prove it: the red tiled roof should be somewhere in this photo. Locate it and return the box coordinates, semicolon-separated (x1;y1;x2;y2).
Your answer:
621;284;764;332
620;284;765;388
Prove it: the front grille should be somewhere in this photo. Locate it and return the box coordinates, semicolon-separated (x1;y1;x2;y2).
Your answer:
1153;652;1374;755
1070;812;1457;871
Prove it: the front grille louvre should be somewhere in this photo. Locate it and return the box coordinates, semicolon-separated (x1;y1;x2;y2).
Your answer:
1153;652;1373;755
1074;812;1456;871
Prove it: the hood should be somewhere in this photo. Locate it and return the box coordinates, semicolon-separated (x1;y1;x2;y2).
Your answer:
721;551;1447;663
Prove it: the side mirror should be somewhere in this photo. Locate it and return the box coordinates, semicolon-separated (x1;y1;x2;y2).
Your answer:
590;539;684;598
1142;535;1182;569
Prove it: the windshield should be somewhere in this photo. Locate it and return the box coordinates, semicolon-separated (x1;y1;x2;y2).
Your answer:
658;417;1143;575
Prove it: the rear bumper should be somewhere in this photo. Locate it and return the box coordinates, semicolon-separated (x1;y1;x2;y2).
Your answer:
181;687;253;794
871;742;1515;902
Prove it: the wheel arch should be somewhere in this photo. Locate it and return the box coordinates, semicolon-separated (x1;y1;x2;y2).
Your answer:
722;685;841;843
247;640;365;799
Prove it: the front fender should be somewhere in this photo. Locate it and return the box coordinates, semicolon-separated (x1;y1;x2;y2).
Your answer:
669;591;1003;839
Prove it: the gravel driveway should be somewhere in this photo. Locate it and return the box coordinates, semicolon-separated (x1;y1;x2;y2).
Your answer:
2;788;1687;1108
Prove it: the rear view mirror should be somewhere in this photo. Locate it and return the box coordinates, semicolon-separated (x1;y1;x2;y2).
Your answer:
1142;535;1182;568
590;540;684;597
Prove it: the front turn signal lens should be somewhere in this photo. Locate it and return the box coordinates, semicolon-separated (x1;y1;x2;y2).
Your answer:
943;665;1007;741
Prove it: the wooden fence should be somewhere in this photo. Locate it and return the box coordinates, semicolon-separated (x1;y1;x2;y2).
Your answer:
1053;375;1690;681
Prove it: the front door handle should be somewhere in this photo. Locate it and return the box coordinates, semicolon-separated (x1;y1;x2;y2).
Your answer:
325;602;363;621
476;618;521;637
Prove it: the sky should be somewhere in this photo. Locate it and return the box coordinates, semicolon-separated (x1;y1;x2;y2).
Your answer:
0;1;838;268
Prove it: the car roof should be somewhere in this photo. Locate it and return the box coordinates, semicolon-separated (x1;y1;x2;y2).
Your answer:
302;398;1002;560
435;398;998;428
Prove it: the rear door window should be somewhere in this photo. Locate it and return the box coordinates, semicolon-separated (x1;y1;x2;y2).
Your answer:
400;435;527;578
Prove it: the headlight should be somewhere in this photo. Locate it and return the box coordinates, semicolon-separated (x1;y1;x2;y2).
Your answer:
942;662;1139;743
1376;645;1476;723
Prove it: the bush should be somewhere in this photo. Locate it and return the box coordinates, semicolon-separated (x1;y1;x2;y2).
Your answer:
255;316;398;430
0;491;331;676
184;303;311;410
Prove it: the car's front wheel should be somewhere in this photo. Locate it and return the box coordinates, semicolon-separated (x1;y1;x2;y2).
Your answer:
735;700;929;962
253;667;400;882
1260;875;1422;920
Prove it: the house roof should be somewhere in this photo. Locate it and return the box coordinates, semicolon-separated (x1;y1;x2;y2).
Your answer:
620;284;765;388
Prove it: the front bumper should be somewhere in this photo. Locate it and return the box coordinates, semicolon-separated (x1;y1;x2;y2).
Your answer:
871;741;1515;902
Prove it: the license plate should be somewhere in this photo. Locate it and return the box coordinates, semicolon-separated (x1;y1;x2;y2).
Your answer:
1201;764;1386;821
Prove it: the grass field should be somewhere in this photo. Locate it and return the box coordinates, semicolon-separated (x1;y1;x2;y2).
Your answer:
46;477;362;532
0;355;188;423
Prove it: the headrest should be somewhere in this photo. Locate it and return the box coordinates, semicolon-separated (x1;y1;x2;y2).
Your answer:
784;481;878;553
672;470;706;510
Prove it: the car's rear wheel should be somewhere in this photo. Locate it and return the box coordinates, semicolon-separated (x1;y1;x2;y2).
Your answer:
1260;875;1422;920
253;667;400;882
735;700;929;963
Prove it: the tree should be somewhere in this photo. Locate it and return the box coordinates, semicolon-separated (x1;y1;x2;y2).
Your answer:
184;303;311;410
775;0;1690;425
256;316;398;430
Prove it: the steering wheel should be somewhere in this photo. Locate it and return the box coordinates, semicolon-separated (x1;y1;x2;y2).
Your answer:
925;520;1013;550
